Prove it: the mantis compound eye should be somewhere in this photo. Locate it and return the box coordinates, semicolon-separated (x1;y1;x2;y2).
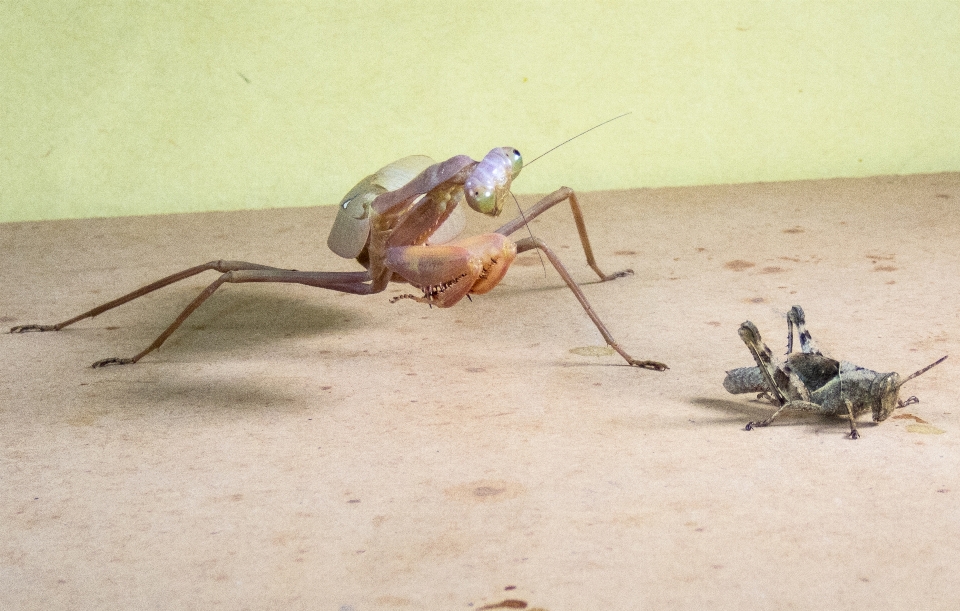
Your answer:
507;148;523;176
465;147;523;216
465;182;497;215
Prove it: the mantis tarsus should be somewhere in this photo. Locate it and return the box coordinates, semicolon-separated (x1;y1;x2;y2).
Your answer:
11;141;668;371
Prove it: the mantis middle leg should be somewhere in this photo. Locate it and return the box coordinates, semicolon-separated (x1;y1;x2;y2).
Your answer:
513;236;667;371
495;187;632;282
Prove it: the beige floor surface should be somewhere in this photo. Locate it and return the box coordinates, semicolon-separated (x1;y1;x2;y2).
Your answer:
2;173;959;609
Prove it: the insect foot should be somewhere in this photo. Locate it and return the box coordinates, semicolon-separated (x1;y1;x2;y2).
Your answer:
604;268;635;281
10;324;58;333
91;357;137;368
628;358;669;371
724;305;947;438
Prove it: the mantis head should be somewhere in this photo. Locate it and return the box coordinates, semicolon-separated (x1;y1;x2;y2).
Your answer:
464;147;523;216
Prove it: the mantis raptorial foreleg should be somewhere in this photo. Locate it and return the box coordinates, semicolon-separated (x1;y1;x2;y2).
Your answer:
388;187;664;369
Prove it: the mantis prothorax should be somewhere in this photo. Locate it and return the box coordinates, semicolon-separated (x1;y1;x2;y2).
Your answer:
11;143;667;370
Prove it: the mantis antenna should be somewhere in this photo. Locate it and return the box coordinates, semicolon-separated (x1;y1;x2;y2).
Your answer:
514;112;635;274
525;112;633;167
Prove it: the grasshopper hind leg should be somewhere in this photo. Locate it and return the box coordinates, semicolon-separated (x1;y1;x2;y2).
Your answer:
786;305;822;355
738;321;790;430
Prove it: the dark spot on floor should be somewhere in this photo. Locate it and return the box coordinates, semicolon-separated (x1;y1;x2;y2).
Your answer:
478;601;528;610
724;260;755;271
893;413;929;424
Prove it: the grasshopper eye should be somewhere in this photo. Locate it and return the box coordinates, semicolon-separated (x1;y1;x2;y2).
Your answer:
872;373;901;422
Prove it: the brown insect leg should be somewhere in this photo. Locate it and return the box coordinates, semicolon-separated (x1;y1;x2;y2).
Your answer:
9;260;351;334
844;400;861;440
9;261;373;366
513;236;666;371
740;321;789;430
88;268;376;367
744;404;789;431
495;187;632;282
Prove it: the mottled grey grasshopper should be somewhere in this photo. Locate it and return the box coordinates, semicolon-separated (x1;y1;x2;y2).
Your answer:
724;305;947;439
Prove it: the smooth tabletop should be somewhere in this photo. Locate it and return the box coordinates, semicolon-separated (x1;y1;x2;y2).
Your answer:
2;173;959;609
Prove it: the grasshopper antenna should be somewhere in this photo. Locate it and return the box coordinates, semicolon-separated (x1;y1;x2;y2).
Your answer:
516;112;634;275
898;355;948;388
894;355;946;409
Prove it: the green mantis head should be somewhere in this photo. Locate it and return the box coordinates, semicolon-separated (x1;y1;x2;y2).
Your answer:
464;147;523;216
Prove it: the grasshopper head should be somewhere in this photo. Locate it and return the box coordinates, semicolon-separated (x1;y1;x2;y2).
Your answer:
871;372;902;422
464;147;523;216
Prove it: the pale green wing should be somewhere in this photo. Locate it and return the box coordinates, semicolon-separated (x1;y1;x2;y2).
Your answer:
327;155;436;259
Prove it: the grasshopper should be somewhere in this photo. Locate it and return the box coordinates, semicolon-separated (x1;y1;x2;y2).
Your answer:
11;132;667;371
724;305;946;438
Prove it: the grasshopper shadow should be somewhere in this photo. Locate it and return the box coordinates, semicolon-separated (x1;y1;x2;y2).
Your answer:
689;396;816;428
689;396;880;434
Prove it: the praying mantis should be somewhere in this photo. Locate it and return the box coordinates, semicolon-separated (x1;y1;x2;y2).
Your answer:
10;136;668;371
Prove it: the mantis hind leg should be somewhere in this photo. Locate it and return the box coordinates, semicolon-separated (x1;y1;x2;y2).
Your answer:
494;187;632;282
10;262;373;367
9;260;308;333
90;268;376;367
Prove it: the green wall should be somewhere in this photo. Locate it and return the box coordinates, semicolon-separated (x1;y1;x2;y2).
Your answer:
3;1;959;222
